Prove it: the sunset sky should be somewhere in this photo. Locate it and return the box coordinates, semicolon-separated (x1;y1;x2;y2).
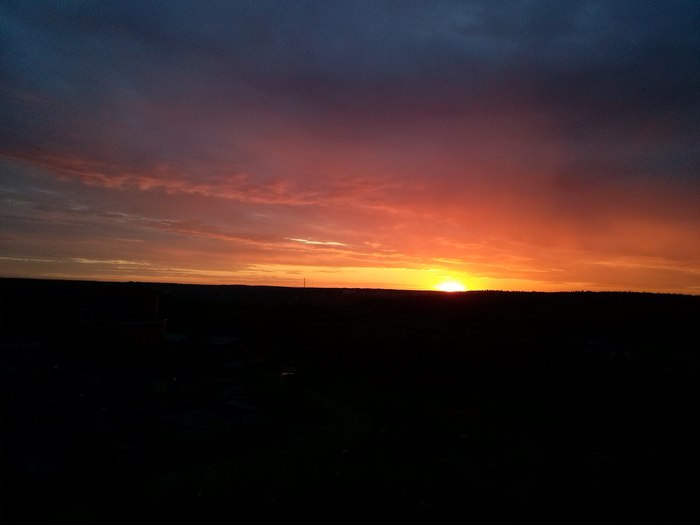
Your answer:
1;1;698;292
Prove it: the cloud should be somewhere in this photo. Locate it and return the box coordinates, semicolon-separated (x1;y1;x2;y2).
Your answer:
288;238;347;246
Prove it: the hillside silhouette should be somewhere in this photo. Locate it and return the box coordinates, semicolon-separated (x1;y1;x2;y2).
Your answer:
1;278;699;522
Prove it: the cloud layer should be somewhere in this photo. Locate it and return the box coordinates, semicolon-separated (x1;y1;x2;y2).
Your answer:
1;1;698;291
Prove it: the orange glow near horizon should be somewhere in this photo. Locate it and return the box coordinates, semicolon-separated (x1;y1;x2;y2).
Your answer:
2;107;699;295
2;252;699;294
1;134;699;295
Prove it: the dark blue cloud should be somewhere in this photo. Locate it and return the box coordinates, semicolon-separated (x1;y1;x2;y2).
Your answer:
3;1;697;106
1;1;698;192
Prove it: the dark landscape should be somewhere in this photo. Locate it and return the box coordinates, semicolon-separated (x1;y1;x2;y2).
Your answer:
1;278;699;522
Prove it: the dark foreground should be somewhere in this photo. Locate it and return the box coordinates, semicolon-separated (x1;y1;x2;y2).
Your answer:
1;278;699;522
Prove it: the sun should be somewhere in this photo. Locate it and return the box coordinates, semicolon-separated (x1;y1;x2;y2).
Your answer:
436;280;467;292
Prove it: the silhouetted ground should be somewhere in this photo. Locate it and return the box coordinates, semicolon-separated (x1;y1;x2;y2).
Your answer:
1;278;699;522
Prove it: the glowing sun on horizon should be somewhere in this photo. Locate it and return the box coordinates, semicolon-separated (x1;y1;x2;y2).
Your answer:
436;281;467;292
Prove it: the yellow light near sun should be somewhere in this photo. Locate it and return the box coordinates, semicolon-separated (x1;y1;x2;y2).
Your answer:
436;281;467;292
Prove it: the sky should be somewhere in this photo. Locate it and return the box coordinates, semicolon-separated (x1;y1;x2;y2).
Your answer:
1;1;698;292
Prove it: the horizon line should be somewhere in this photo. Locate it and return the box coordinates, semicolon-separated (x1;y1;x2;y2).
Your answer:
1;275;697;297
